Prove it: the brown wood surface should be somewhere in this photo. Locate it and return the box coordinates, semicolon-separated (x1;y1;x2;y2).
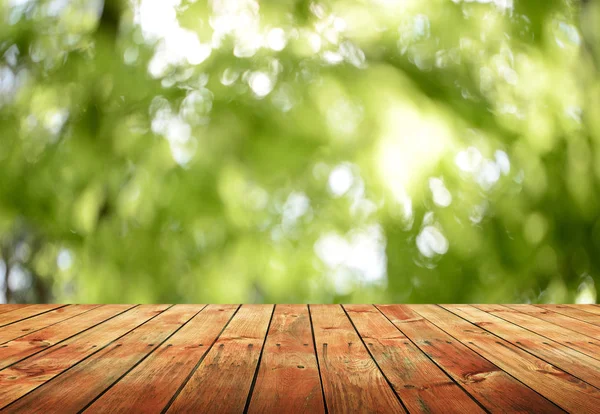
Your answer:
0;304;100;344
85;304;238;414
311;304;406;413
166;304;274;413
377;304;562;413
422;305;600;412
0;304;168;408
570;304;600;316
0;304;31;315
475;304;600;361
3;305;203;413
247;304;325;414
0;303;598;413
0;304;132;370
505;304;600;341
449;305;600;388
344;304;484;413
538;304;600;325
0;304;65;327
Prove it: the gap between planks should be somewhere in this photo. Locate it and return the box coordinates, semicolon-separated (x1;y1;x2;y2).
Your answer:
0;304;599;413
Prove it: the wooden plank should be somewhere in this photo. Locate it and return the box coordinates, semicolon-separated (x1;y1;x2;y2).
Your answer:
0;305;31;315
0;305;100;344
416;305;600;413
0;304;133;370
85;304;238;414
3;305;202;413
0;304;65;327
564;304;600;316
166;304;273;413
447;305;600;387
377;304;561;413
310;304;405;413
247;304;325;414
344;304;484;413
0;304;168;408
505;304;600;340
538;304;600;325
474;304;600;361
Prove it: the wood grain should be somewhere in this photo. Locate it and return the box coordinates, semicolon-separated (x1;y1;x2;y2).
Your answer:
0;304;65;327
311;304;406;413
0;304;133;370
85;304;238;414
505;304;600;339
248;304;325;414
0;305;100;344
568;304;600;316
0;304;597;412
0;304;168;408
377;304;561;413
475;304;600;361
420;305;600;413
0;305;31;315
452;305;600;388
344;304;484;413
166;304;273;413
3;305;202;413
538;304;600;325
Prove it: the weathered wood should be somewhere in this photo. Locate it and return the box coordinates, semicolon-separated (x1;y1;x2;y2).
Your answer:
505;304;600;339
0;304;99;344
377;304;562;413
0;304;168;408
419;305;600;413
447;305;600;388
85;304;238;414
3;305;202;413
344;304;484;413
0;304;65;327
475;304;600;361
0;304;132;370
0;304;597;412
166;304;273;413
538;304;600;325
310;304;406;413
248;304;325;414
0;305;31;315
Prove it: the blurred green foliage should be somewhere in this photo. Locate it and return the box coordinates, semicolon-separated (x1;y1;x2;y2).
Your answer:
0;0;599;304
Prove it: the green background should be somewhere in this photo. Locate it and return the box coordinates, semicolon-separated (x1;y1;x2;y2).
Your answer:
1;0;599;304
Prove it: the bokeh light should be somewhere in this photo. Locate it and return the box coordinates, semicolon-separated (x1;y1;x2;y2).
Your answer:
0;0;599;304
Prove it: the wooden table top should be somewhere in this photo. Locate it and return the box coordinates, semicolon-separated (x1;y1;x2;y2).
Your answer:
0;304;599;413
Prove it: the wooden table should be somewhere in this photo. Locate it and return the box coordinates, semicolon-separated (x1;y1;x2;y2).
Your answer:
0;304;599;413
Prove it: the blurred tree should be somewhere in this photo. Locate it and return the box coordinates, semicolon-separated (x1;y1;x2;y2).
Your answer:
0;0;598;304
